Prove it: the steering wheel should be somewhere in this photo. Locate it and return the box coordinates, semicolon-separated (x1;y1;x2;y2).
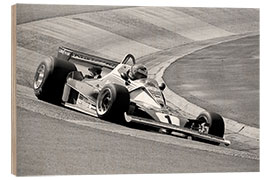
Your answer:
121;54;136;65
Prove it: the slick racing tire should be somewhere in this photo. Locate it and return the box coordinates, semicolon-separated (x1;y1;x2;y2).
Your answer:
196;111;225;145
33;57;77;105
96;84;130;121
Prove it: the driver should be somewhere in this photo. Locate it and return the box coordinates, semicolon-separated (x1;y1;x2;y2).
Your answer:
128;64;148;80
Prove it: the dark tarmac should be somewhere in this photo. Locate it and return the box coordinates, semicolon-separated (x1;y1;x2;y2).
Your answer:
164;35;259;128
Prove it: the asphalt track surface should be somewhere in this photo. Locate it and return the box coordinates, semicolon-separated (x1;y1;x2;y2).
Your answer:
16;4;127;24
15;5;259;175
164;35;259;128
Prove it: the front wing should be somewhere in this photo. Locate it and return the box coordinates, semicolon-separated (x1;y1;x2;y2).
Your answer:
124;113;231;146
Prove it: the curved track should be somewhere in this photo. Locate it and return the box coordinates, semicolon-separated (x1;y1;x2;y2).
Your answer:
164;35;259;128
15;5;259;175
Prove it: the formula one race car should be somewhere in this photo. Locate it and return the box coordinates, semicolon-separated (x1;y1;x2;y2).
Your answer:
33;47;231;146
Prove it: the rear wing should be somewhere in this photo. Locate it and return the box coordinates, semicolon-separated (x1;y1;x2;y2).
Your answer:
57;46;119;70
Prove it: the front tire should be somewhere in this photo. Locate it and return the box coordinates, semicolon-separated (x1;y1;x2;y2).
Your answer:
33;57;77;104
196;111;225;145
96;84;130;121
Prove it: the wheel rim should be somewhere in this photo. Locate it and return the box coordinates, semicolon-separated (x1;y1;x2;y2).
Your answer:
33;64;45;89
198;122;210;134
97;88;112;115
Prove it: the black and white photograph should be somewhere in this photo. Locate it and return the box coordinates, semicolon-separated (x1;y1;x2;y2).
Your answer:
11;2;260;176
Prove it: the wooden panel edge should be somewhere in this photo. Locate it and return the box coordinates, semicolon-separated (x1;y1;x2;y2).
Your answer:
11;4;17;176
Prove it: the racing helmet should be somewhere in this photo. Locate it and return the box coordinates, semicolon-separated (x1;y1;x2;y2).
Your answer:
128;64;148;80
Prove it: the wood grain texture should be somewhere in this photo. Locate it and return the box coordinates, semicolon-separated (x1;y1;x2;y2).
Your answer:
11;4;17;176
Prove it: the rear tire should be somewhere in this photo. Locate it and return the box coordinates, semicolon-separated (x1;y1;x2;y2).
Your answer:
96;84;130;121
33;57;77;105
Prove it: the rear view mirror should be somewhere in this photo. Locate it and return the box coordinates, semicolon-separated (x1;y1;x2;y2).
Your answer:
159;83;166;91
